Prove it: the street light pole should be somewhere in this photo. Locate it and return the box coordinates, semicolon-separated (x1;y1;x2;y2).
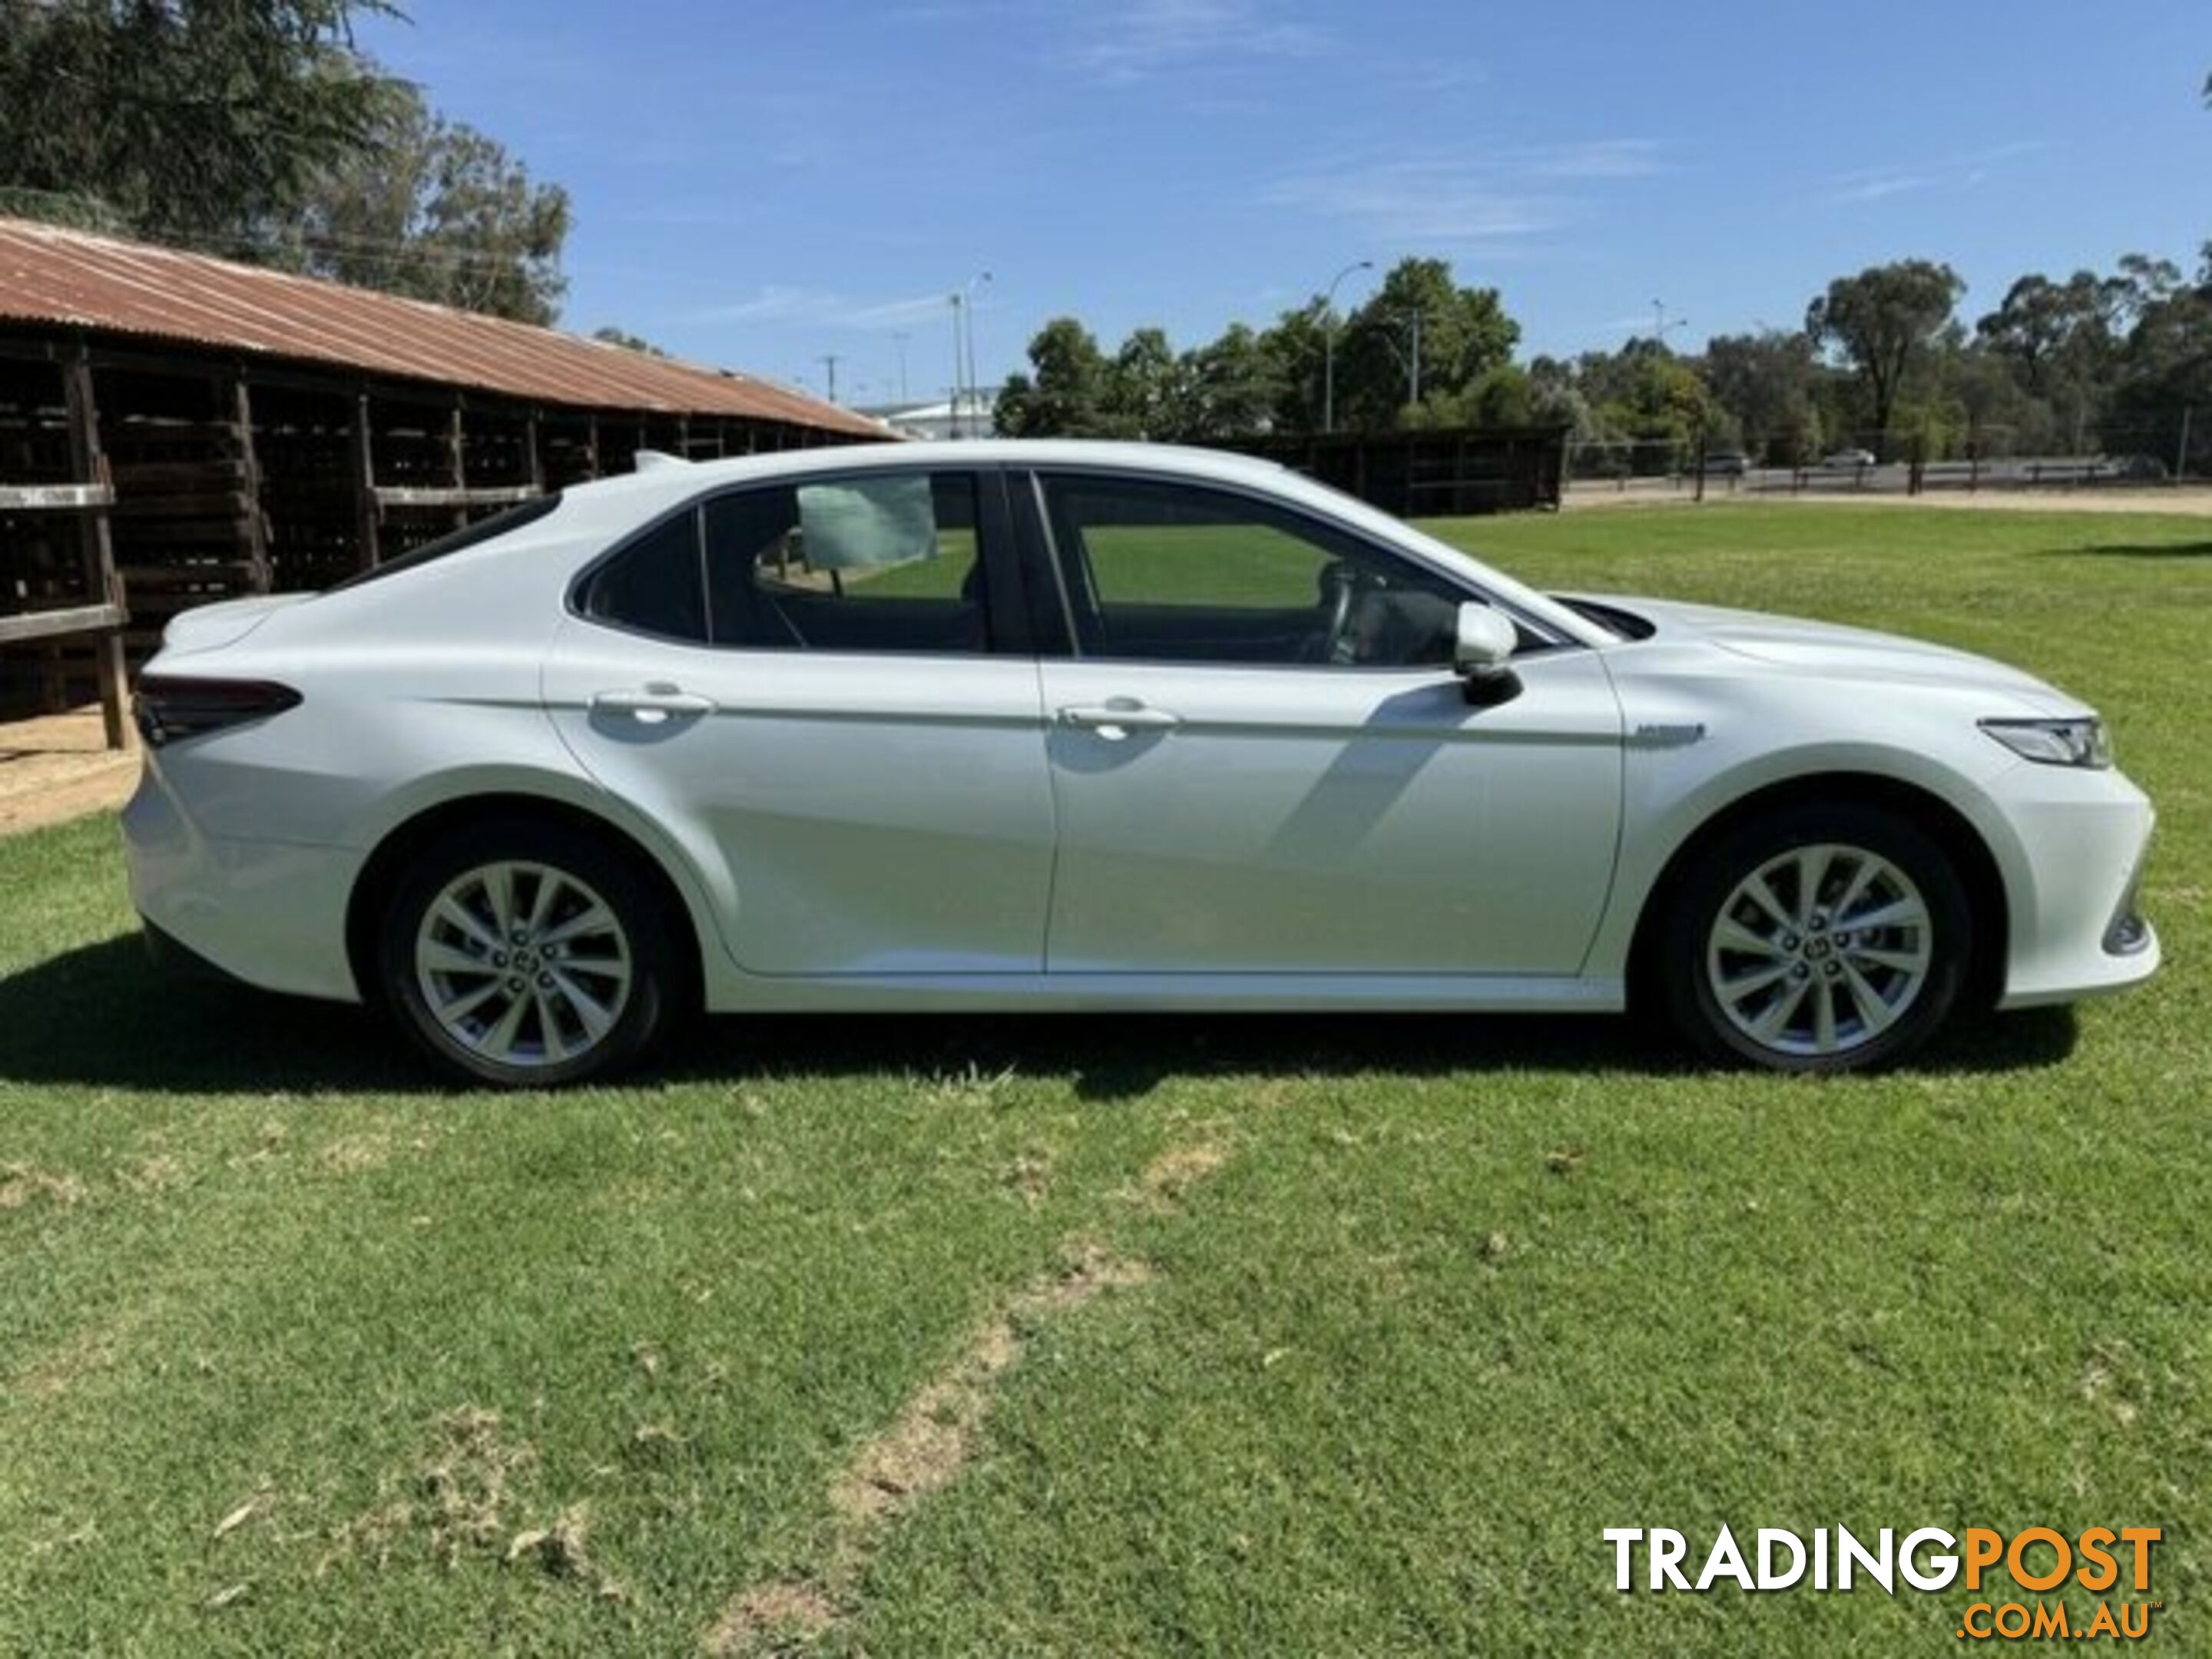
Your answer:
947;291;965;437
1320;258;1372;434
961;270;992;438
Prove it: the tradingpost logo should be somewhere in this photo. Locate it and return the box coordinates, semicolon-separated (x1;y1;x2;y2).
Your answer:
1605;1525;2164;1641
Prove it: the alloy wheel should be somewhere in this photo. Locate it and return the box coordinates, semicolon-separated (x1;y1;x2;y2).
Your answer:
1703;842;1935;1060
413;859;634;1068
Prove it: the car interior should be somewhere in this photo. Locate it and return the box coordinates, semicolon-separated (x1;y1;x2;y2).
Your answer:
1038;475;1462;667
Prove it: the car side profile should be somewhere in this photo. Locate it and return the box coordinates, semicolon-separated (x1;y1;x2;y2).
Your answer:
122;441;2157;1084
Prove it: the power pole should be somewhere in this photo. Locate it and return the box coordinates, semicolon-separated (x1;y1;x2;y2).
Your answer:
1408;310;1423;407
818;354;841;404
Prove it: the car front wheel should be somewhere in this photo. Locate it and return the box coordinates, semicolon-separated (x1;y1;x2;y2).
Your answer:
379;819;675;1086
1657;803;1973;1073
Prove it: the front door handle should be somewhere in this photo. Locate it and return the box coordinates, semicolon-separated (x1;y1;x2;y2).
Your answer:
591;684;717;724
1058;701;1181;740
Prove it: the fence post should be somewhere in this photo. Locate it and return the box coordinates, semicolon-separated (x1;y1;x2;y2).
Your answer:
2178;407;2194;483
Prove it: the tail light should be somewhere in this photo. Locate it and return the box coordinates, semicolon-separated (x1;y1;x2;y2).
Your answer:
134;676;302;747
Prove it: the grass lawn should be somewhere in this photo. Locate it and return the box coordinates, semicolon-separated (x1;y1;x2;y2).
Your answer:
2;501;2207;1655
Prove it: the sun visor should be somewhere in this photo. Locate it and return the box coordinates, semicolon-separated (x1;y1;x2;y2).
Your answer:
796;475;939;571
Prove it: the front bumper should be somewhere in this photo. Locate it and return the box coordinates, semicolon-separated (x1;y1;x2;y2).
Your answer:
1985;760;2160;1008
121;762;366;1003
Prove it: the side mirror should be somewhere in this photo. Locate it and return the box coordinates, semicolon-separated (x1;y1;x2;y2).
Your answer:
1453;603;1522;707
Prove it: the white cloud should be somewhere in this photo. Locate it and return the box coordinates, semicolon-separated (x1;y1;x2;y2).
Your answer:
1068;0;1328;83
676;286;962;333
1828;141;2047;205
1513;139;1666;180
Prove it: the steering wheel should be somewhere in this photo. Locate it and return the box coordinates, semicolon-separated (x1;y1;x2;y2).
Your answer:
1318;564;1361;664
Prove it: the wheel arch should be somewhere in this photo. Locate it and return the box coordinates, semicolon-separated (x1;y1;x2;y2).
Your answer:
345;791;707;1014
1623;770;2009;1016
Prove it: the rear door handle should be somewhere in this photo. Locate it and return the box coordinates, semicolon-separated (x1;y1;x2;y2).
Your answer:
1058;701;1181;740
591;684;717;724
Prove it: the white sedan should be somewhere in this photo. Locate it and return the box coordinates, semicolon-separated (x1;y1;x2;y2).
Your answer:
122;441;2157;1084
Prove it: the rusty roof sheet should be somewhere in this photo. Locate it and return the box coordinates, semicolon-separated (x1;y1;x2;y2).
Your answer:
0;217;887;436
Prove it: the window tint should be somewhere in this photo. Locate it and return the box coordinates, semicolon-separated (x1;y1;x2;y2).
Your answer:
578;511;707;641
1038;474;1468;667
703;472;988;654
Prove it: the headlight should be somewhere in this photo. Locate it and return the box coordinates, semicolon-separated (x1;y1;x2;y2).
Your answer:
1979;717;2111;769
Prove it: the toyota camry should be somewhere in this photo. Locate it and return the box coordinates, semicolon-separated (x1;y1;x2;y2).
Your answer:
122;441;2157;1084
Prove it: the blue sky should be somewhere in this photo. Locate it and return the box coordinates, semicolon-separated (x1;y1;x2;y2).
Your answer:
357;2;2209;405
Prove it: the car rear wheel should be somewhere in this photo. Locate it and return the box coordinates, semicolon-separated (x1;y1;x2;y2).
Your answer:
379;819;674;1086
1657;803;1972;1073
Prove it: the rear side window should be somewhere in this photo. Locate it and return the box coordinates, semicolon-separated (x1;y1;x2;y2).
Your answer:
706;473;984;653
578;472;988;653
577;512;707;641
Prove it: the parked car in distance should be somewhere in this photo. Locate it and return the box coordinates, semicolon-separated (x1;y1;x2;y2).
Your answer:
1700;452;1750;476
124;440;2158;1085
1822;449;1878;468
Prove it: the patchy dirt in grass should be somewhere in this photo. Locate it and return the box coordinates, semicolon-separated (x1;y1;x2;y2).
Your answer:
316;1134;394;1175
505;1503;595;1578
833;1240;1151;1528
704;1239;1156;1655
324;1409;628;1598
704;1580;842;1651
329;1407;540;1571
13;1305;150;1400
0;708;138;836
1137;1141;1228;1211
1000;1145;1055;1207
0;1160;84;1210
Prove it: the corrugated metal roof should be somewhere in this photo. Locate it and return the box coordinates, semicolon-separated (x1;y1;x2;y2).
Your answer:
0;217;888;436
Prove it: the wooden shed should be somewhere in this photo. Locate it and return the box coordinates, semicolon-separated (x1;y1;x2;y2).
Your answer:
0;217;891;742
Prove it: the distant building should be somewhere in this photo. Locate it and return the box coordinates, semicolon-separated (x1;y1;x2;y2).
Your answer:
858;387;1001;441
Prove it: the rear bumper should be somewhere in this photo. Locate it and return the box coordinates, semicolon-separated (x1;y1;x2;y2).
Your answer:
121;763;365;1002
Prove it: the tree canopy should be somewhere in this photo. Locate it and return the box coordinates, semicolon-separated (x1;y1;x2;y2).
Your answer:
283;79;571;324
0;1;571;323
1806;261;1965;455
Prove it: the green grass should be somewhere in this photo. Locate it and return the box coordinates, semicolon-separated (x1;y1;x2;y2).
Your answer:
2;501;2207;1655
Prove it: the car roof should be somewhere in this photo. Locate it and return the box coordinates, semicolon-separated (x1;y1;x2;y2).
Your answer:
559;439;1289;508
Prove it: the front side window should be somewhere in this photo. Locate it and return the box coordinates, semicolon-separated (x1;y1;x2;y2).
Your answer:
578;471;988;653
1037;473;1469;667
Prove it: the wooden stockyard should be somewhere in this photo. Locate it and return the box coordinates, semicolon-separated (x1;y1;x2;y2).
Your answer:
0;217;890;743
1240;424;1571;519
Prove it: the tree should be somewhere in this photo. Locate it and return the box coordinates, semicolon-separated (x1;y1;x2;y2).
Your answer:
1327;258;1518;432
591;326;667;356
995;318;1113;436
1102;326;1189;439
1182;323;1282;440
1805;260;1965;454
1702;331;1823;464
2108;270;2212;475
0;0;396;241
284;80;571;324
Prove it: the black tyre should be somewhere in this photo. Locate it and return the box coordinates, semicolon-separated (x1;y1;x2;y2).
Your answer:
379;817;677;1086
1655;802;1973;1073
